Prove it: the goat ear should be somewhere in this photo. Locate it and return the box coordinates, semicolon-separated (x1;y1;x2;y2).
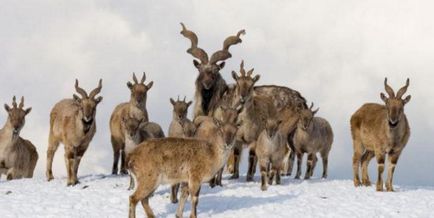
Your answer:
218;62;225;69
24;107;32;115
253;74;260;83
95;96;103;104
170;98;176;105
380;93;388;103
403;95;411;104
127;82;133;89
187;101;193;107
231;71;238;81
147;81;153;90
73;94;81;103
4;104;10;112
193;60;201;69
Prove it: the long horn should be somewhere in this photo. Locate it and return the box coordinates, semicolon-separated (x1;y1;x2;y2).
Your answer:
209;29;245;64
180;23;209;64
19;96;24;109
183;96;186;102
240;60;246;76
75;79;88;98
132;73;139;84
396;78;410;99
12;96;17;108
140;72;146;84
309;102;314;110
384;78;395;98
89;79;103;99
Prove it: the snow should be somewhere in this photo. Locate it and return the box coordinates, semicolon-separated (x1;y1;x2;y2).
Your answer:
1;174;434;218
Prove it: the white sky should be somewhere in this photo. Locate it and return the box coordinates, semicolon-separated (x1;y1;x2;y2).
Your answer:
1;0;433;185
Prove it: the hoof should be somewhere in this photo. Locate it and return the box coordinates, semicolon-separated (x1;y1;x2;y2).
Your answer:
246;176;254;182
171;198;178;204
354;179;362;187
362;180;371;186
261;185;267;191
120;169;128;175
47;176;54;182
229;174;239;180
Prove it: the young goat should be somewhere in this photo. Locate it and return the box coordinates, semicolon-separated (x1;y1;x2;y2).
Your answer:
127;118;238;218
0;97;38;180
46;79;102;186
168;96;195;138
351;78;411;192
168;96;195;204
122;116;165;190
293;103;333;180
110;73;153;175
255;118;289;191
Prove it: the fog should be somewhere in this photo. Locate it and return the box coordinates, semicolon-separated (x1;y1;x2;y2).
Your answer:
1;0;433;185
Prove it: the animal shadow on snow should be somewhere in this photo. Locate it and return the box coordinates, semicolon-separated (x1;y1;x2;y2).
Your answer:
161;193;297;217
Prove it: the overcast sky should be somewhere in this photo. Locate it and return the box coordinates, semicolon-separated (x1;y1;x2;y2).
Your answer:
1;0;434;186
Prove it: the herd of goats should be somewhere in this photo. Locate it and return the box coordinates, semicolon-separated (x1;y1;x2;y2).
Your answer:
0;23;412;218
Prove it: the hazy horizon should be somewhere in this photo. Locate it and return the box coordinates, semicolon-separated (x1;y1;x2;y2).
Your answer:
1;0;434;186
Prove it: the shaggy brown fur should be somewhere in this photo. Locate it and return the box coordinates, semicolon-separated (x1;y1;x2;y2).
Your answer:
293;103;333;180
127;118;238;218
255;118;289;191
110;73;153;175
180;23;245;118
229;61;277;181
0;97;38;180
351;78;411;192
194;105;242;188
46;79;102;186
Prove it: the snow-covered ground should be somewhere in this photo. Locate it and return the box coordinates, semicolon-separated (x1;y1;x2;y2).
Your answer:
1;174;434;218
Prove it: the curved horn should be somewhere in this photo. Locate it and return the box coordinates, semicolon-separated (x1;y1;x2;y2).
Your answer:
89;79;102;99
183;96;186;102
19;96;24;109
209;29;245;64
75;79;88;98
180;23;209;64
140;72;146;84
384;78;395;98
309;102;314;110
396;78;410;99
12;96;17;108
132;73;139;84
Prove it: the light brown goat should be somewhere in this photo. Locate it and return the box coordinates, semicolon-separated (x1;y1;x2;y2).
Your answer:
230;61;277;181
168;96;195;138
46;79;102;186
127;117;238;218
168;96;195;204
110;73;153;175
293;103;333;180
122;116;165;190
255;118;289;191
351;78;411;192
0;97;38;180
